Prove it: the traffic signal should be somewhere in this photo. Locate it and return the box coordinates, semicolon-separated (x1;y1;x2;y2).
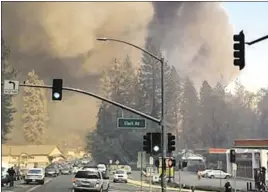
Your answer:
52;79;63;100
230;149;236;163
143;132;152;154
154;159;160;167
167;133;176;153
233;31;245;70
168;159;176;168
178;161;188;170
151;132;162;155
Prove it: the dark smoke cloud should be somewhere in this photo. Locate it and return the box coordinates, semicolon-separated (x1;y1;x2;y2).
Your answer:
150;2;239;87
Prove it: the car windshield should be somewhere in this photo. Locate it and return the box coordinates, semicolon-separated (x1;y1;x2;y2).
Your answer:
28;169;41;174
116;170;125;174
75;171;100;179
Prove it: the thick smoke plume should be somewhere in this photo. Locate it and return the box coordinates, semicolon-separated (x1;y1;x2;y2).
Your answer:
2;2;239;146
150;2;239;87
2;2;153;146
2;2;153;88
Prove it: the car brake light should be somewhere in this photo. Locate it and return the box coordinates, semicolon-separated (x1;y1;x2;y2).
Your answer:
72;178;76;182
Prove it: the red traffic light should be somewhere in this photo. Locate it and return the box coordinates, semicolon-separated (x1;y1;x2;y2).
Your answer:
167;159;176;168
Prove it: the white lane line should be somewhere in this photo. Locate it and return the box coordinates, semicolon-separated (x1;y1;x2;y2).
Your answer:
25;179;52;192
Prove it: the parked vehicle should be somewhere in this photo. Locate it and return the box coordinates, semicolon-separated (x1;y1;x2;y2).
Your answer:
207;170;231;179
24;168;45;185
198;169;213;177
1;166;9;186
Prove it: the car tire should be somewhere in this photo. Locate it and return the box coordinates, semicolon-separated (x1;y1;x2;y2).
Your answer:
113;180;116;183
225;175;230;179
210;175;215;179
39;179;45;185
125;180;128;183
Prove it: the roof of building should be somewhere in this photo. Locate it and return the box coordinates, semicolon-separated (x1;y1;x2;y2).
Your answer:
234;139;268;148
2;144;62;156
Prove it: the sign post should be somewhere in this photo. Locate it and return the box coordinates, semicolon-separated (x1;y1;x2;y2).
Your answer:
149;156;153;192
232;163;237;192
117;118;146;129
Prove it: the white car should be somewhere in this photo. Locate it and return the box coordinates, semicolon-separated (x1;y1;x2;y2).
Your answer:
113;169;128;183
24;168;45;184
198;169;213;177
97;164;107;173
207;170;231;179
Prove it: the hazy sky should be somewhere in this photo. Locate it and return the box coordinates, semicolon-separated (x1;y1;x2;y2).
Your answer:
223;2;268;92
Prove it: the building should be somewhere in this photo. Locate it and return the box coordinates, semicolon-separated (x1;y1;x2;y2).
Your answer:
2;144;65;168
195;148;228;172
226;139;268;181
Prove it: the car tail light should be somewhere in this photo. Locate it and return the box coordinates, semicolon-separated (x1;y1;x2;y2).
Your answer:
72;178;76;183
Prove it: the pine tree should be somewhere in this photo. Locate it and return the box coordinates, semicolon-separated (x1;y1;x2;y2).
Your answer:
180;77;199;148
199;80;213;147
22;70;48;144
1;35;18;142
89;56;141;163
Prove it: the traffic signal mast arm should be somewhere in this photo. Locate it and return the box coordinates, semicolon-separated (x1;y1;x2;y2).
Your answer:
18;83;161;124
246;34;268;46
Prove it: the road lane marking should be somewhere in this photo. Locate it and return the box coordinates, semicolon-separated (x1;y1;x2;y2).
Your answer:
25;179;52;192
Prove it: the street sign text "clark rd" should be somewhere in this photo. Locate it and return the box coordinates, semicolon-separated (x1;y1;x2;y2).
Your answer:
117;118;146;129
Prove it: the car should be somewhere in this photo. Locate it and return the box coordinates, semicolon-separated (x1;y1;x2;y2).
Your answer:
72;166;82;174
97;164;107;173
206;170;232;179
61;165;72;175
24;168;45;185
1;166;9;186
113;169;128;183
45;165;60;177
72;169;109;192
198;169;213;177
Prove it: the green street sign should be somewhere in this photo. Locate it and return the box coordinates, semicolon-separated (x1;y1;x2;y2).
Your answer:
117;118;146;129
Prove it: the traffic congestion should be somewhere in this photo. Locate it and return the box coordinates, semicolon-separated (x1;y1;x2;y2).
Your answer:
1;158;142;192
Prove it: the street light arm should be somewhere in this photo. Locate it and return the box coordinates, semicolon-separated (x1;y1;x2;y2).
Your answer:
97;37;162;62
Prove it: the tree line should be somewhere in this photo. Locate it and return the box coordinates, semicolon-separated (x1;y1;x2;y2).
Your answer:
86;38;268;164
2;36;48;143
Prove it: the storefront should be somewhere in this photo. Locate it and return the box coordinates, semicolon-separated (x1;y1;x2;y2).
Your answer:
227;139;268;181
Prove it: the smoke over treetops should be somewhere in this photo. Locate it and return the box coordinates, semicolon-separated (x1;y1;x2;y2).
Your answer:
2;2;239;146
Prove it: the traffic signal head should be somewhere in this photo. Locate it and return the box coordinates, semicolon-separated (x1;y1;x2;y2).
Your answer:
52;79;63;100
233;31;245;70
168;159;176;168
154;159;160;168
167;133;176;153
143;132;151;154
230;149;236;163
178;161;188;170
151;132;162;155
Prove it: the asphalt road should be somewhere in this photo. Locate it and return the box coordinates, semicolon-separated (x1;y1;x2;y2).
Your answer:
1;174;169;192
130;171;251;190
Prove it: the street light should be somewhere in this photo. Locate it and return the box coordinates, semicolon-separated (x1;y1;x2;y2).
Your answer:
97;37;167;191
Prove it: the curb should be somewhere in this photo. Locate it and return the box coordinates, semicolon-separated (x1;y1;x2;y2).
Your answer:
128;179;216;192
128;179;206;192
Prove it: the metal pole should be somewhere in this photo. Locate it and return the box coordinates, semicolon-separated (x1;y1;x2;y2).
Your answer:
179;163;182;192
160;57;166;192
149;163;152;192
141;152;143;192
17;83;161;124
234;170;237;192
